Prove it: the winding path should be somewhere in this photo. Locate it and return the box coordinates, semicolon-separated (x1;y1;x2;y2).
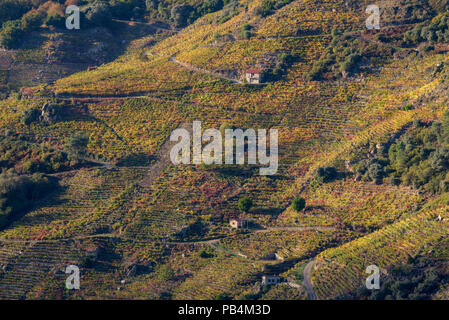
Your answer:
169;57;243;84
303;259;317;300
256;226;336;233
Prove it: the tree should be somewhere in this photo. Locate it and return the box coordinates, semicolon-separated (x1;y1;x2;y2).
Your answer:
0;0;30;26
440;110;449;144
22;108;40;125
0;20;24;49
316;166;338;183
238;197;253;213
145;0;158;11
170;4;193;28
0;171;55;229
197;0;224;16
21;10;45;32
199;249;214;258
65;133;89;160
45;14;65;28
292;197;306;212
257;0;276;17
85;1;112;27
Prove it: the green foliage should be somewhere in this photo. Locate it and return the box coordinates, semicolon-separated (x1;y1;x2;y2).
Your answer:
355;158;387;184
238;197;253;213
353;113;449;193
265;52;296;82
387;117;449;193
0;135;71;174
316;166;338;183
84;1;113;27
0;19;25;49
307;54;333;81
65;133;89;160
197;0;224;17
176;218;207;240
21;10;45;32
198;248;215;258
45;13;65;28
242;23;252;31
257;0;276;17
155;264;175;281
0;171;56;229
291;197;305;212
147;0;232;25
21;108;40;125
215;0;239;23
402;104;414;111
256;0;293;17
403;13;449;45
353;257;444;300
241;29;251;39
110;0;145;20
339;53;362;73
0;0;31;27
170;4;194;28
307;28;390;80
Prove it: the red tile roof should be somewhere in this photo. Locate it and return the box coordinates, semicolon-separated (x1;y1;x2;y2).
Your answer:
246;69;262;74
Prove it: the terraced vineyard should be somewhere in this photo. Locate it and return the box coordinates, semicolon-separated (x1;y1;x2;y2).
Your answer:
312;208;449;299
1;0;449;301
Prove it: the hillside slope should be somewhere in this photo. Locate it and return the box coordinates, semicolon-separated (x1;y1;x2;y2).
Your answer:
0;0;449;300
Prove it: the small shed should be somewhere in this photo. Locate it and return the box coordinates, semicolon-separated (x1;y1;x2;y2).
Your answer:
245;68;264;84
230;218;250;229
262;275;282;285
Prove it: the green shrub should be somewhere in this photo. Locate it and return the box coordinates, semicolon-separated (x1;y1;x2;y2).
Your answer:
242;23;252;31
65;133;89;160
21;108;40;125
238;197;253;213
0;0;31;26
0;171;56;229
170;4;194;28
21;10;44;32
423;44;435;52
402;104;414;111
198;249;214;258
0;19;24;49
84;1;113;27
354;112;449;193
316;166;338;183
155;264;175;281
241;29;251;39
45;14;65;28
403;13;449;45
291;197;306;212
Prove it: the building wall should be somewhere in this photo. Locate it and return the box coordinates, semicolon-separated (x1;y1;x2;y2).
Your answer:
245;73;261;84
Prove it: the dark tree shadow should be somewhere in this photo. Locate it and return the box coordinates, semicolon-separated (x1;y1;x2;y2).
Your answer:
117;153;156;167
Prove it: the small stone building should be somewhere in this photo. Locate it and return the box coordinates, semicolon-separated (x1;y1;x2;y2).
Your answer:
245;69;263;84
262;275;282;285
230;218;250;229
